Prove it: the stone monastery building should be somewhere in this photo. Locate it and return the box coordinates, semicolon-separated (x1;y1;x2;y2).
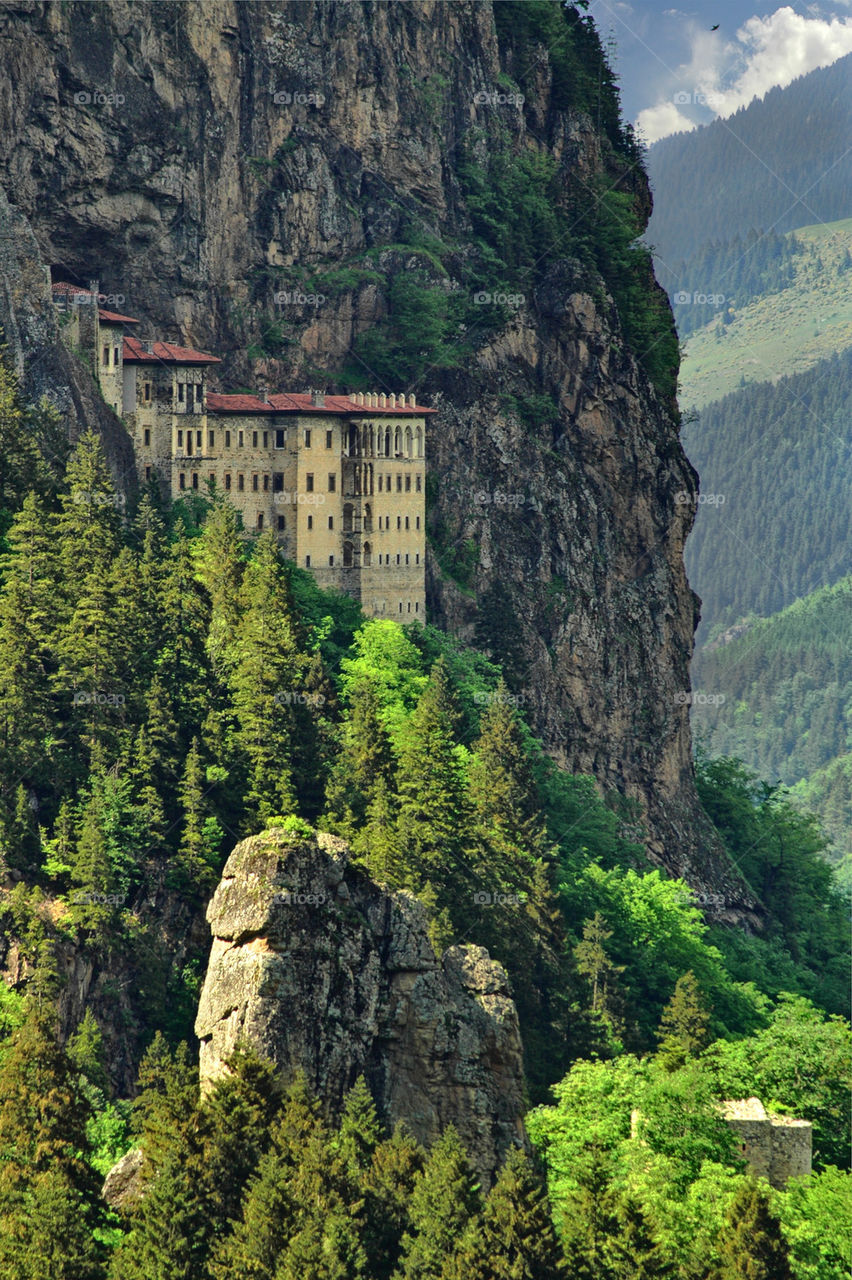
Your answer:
53;281;432;621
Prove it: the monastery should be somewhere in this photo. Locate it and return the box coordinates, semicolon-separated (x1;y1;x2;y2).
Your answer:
52;280;432;622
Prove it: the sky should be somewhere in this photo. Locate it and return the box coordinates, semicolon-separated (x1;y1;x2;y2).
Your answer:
586;0;852;143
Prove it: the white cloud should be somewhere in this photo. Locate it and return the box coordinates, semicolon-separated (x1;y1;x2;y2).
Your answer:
637;6;852;142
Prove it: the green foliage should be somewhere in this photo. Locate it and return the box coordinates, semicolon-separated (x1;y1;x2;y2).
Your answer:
714;1180;793;1280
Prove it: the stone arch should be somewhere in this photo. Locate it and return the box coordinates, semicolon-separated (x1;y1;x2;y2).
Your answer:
343;541;354;568
416;425;423;457
394;426;401;455
363;503;373;533
384;427;392;456
363;541;372;566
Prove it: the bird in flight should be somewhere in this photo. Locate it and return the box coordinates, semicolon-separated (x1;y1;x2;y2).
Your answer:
710;23;720;29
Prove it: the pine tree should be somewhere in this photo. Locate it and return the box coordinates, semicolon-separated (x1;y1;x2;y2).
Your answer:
195;498;245;676
397;1125;482;1280
574;913;626;1041
714;1180;792;1280
395;659;473;903
174;737;220;890
323;679;396;838
0;1006;105;1280
0;361;53;517
352;780;405;886
109;1151;210;1280
611;1196;673;1280
56;430;122;598
559;1145;621;1280
227;532;304;827
155;523;212;736
656;971;712;1070
130;1034;199;1173
443;1145;566;1279
337;1074;382;1173
362;1123;424;1280
468;683;546;855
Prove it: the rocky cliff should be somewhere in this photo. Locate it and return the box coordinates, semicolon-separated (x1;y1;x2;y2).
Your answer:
0;0;754;912
195;826;527;1185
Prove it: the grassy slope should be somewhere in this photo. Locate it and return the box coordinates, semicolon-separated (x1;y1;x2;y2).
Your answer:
678;218;852;408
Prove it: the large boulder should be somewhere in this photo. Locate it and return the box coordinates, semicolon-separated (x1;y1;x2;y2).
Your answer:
195;827;526;1184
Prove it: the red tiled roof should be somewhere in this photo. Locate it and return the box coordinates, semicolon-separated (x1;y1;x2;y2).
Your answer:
98;308;139;324
52;281;90;296
123;336;221;365
207;392;434;415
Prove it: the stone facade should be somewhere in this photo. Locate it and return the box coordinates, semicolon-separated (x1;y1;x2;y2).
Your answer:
53;284;430;622
721;1098;812;1188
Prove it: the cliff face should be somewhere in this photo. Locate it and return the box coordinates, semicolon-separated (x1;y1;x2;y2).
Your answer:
195;828;527;1185
0;0;753;910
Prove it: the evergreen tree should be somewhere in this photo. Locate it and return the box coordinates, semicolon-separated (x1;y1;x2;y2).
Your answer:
56;430;122;597
0;1006;104;1280
714;1180;793;1280
362;1124;425;1280
227;533;304;827
395;659;473;906
337;1074;382;1174
656;971;712;1069
397;1125;482;1280
174;737;221;891
611;1197;674;1280
195;498;245;676
559;1145;621;1280
323;679;396;838
574;913;626;1041
351;779;405;886
155;524;212;737
468;684;546;855
443;1146;566;1279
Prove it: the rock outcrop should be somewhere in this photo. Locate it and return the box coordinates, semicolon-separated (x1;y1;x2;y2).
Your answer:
0;0;758;914
195;827;527;1185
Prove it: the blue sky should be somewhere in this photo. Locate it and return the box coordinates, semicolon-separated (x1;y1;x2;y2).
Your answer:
586;0;852;141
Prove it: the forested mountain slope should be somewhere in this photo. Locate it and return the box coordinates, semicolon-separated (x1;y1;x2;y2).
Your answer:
645;54;852;267
683;349;852;639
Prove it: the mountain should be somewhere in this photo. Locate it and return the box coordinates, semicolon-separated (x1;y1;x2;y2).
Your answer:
645;54;852;268
0;0;726;885
683;348;852;640
691;578;852;877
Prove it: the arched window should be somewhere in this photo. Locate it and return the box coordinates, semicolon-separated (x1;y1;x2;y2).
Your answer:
384;428;392;456
416;426;423;457
394;427;402;455
343;541;354;568
405;426;413;458
347;426;358;457
369;427;375;456
343;503;354;533
363;541;372;566
363;503;373;533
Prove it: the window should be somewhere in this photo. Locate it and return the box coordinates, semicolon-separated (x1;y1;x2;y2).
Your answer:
416;474;422;492
252;431;258;447
238;431;244;447
416;516;421;530
257;513;264;530
143;428;151;446
196;431;202;447
179;472;186;490
415;601;419;612
304;429;312;448
415;553;420;565
405;516;409;529
307;515;313;530
178;383;184;402
209;473;215;486
225;430;231;447
263;432;268;448
326;430;333;449
405;553;409;564
306;473;314;492
103;345;110;366
328;516;334;530
252;475;259;492
396;475;402;492
396;553;401;565
144;382;151;402
225;473;231;490
277;515;285;531
329;555;334;566
145;465;151;481
273;472;284;492
177;429;183;447
114;346;119;365
378;475;383;492
209;430;215;447
196;384;203;405
186;432;192;456
305;555;311;567
237;474;244;492
405;475;411;492
407;601;411;612
396;516;401;530
192;472;199;490
276;429;285;448
328;473;336;492
399;602;403;613
263;474;269;492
